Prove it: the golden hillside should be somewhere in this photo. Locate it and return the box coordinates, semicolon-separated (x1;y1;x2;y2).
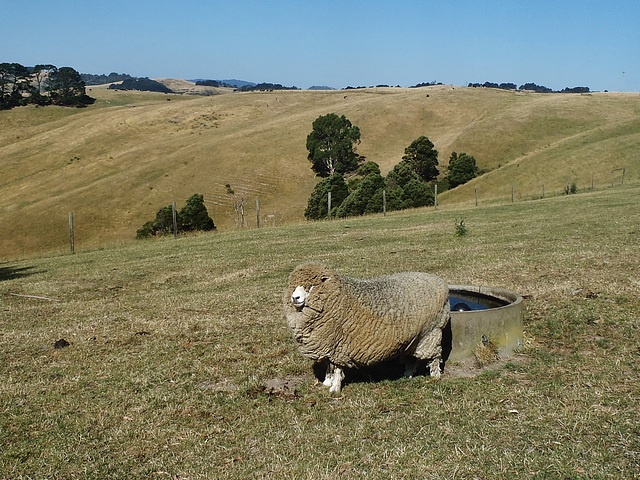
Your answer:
1;84;638;257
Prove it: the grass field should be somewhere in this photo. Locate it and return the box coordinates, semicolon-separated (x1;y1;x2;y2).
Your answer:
1;183;639;478
1;84;639;258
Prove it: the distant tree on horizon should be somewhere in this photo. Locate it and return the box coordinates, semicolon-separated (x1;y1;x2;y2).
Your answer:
81;72;135;85
519;82;553;93
238;82;299;92
109;78;173;93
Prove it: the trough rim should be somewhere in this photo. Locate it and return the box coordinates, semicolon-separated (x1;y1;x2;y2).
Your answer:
448;284;523;313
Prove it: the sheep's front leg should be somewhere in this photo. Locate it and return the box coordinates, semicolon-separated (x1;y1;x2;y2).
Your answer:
322;362;334;387
329;366;344;393
322;363;344;393
428;357;442;378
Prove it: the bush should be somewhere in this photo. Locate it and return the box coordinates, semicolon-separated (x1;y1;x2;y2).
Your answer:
454;218;468;237
179;194;216;231
136;194;216;238
447;152;479;188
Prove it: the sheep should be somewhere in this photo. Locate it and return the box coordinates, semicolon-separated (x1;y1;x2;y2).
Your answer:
283;263;450;393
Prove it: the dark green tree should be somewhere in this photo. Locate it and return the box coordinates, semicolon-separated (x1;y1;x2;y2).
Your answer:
0;62;33;109
154;205;177;235
336;169;386;217
49;67;93;106
304;173;349;220
179;194;216;231
402;136;440;182
385;160;434;210
446;152;479;188
306;113;362;177
346;161;380;192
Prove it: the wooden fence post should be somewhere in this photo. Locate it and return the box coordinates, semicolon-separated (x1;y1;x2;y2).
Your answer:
511;184;514;203
327;191;332;220
475;186;478;206
434;184;438;210
256;198;260;228
69;212;75;254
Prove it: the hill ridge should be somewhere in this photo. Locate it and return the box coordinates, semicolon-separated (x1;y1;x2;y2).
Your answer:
0;86;638;257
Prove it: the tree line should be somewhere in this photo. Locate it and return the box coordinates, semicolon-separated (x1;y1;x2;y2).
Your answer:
0;62;94;110
108;77;173;93
468;81;590;93
238;82;300;92
81;72;135;85
195;80;237;88
304;113;480;220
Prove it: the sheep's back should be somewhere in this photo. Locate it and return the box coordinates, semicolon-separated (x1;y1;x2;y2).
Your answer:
331;272;448;367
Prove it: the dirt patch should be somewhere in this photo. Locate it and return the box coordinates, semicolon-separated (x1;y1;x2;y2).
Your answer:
444;354;525;378
247;375;309;399
204;356;524;399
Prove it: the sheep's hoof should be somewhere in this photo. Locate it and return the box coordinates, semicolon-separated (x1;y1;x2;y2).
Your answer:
328;366;344;393
428;359;442;379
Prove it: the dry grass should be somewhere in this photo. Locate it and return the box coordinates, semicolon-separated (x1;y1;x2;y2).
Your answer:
1;86;639;258
1;183;639;479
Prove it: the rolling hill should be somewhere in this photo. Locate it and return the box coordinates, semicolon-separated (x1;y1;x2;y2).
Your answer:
1;83;639;258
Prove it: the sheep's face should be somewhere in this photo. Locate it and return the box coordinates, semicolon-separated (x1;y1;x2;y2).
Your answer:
286;263;336;313
291;285;308;309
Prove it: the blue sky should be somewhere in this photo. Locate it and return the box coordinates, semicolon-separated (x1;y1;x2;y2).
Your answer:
3;0;638;91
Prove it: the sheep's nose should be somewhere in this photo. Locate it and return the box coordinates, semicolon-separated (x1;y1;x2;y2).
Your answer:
291;286;307;307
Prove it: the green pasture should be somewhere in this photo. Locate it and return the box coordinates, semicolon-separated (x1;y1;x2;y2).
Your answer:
1;183;639;479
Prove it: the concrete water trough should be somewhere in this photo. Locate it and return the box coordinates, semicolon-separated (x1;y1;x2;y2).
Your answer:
447;285;524;362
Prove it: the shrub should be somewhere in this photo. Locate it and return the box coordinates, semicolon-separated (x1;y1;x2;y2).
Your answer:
136;194;215;238
447;152;479;188
179;194;216;232
454;218;468;237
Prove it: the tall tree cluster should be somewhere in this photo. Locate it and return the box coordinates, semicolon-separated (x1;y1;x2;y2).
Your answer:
304;114;480;220
0;62;93;109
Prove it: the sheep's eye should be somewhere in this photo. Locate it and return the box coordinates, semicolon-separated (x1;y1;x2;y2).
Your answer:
321;275;331;282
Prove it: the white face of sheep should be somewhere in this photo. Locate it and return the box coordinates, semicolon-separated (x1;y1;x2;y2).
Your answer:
290;285;309;309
